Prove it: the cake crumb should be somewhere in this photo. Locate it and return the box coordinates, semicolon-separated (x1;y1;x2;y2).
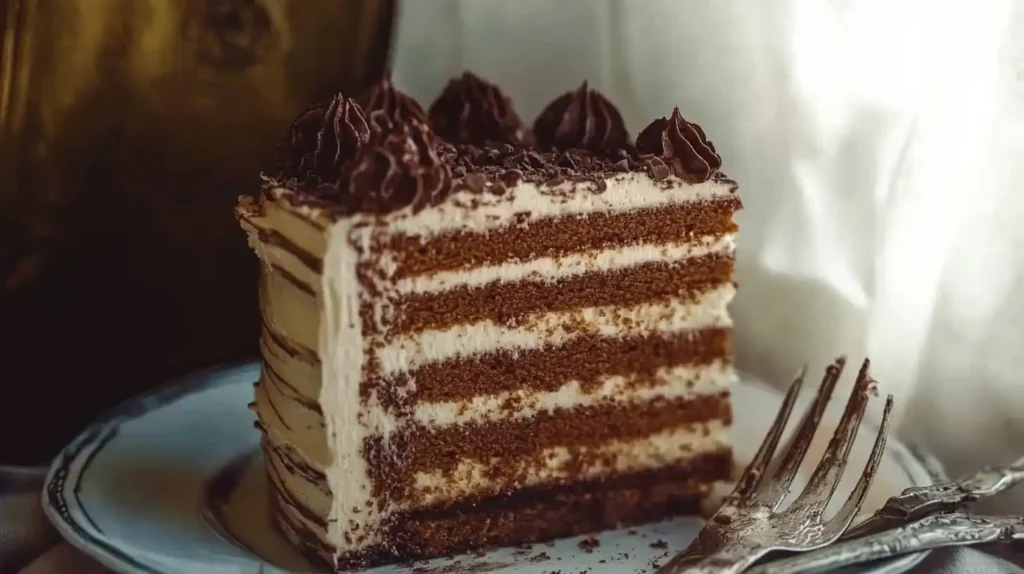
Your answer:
650;540;668;549
411;559;514;573
647;550;671;571
411;561;462;574
577;537;600;553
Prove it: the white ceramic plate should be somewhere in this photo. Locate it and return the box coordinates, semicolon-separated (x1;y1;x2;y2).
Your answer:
44;362;936;573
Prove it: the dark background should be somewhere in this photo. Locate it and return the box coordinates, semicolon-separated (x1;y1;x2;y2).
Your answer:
0;0;394;465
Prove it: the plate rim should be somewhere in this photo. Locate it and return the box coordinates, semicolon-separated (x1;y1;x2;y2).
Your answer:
41;360;259;574
42;361;941;574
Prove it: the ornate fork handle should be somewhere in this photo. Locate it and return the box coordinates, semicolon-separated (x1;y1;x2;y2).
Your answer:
751;513;1024;574
844;455;1024;538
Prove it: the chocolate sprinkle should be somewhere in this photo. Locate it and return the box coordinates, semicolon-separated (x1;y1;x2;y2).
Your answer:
578;537;600;553
438;142;637;192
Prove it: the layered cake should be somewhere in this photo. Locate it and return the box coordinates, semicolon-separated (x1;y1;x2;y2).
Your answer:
236;73;741;569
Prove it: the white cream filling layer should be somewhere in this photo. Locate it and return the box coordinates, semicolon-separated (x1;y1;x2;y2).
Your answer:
414;422;730;508
382;174;736;238
256;232;736;355
248;211;736;305
377;283;736;376
389;233;736;295
413;362;736;427
266;419;731;524
249;172;735;259
256;354;735;465
259;282;737;433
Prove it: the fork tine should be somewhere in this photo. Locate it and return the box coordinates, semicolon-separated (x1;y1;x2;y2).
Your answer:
790;359;874;513
823;394;894;537
728;366;807;502
756;357;846;509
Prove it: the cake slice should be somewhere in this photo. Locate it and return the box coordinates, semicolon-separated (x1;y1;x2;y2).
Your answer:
236;73;741;570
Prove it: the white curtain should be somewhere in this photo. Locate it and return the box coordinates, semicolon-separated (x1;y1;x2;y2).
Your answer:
393;0;1024;508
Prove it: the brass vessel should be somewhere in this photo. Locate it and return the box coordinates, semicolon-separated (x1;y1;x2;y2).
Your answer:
0;0;394;463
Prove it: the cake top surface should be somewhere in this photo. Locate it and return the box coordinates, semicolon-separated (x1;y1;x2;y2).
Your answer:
264;72;735;220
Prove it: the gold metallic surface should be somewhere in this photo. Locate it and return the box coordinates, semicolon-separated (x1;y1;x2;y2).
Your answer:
0;0;393;463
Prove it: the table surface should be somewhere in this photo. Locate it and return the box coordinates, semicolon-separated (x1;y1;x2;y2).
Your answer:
3;466;1022;573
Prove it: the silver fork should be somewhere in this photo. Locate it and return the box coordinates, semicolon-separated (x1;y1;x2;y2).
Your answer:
658;357;894;574
746;455;1024;573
